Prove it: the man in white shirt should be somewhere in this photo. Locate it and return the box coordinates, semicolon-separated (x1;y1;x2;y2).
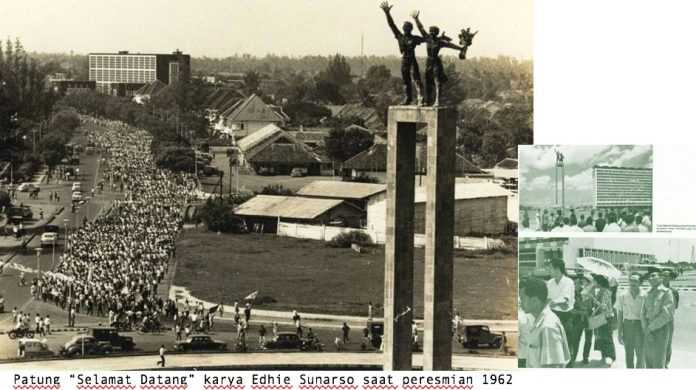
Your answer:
546;259;576;366
603;213;622;232
520;277;570;368
616;273;645;368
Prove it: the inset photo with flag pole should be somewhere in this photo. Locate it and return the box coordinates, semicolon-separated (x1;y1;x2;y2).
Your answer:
519;145;653;234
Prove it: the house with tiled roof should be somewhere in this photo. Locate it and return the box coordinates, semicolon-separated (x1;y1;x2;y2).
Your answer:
219;94;289;138
342;143;487;182
237;124;330;175
325;103;383;130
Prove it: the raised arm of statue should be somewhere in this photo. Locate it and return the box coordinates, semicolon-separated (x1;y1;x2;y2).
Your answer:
411;11;429;38
380;1;401;38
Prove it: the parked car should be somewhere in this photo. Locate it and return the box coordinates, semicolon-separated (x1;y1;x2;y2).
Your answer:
89;327;135;351
19;338;54;359
264;332;303;350
72;191;83;202
7;206;32;221
174;335;226;352
8;327;35;339
72;182;81;192
40;232;59;247
290;167;307;177
43;224;60;233
17;183;38;192
457;325;504;349
59;335;113;357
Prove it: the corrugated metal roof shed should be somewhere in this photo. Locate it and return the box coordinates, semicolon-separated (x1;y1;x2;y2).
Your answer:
414;182;512;203
297;181;386;200
237;124;284;152
235;195;346;220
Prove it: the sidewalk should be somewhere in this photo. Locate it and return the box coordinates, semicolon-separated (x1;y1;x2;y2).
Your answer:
169;285;519;333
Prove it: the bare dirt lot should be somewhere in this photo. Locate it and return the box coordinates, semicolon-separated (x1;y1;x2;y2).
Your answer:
174;229;516;320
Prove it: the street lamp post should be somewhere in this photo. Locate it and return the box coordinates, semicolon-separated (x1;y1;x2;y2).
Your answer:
35;247;43;277
64;218;70;255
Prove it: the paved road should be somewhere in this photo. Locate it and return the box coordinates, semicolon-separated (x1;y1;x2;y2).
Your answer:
0;351;516;370
0;316;509;361
0;150;120;331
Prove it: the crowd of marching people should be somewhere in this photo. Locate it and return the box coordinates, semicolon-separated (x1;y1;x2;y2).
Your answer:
23;116;198;333
521;207;653;233
519;259;679;369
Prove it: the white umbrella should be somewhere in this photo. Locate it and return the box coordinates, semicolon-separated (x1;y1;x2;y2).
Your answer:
576;257;622;280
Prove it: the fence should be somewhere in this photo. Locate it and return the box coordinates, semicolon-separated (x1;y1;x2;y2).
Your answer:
276;222;504;250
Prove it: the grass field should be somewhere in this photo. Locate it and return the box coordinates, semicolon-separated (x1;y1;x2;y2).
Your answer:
174;228;517;320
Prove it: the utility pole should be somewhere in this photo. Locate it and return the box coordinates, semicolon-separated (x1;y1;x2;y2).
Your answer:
35;247;43;277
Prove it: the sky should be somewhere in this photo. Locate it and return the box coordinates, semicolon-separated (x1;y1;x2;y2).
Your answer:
520;145;653;207
0;0;532;58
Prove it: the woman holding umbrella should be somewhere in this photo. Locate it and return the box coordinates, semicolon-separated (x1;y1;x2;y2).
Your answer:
590;274;616;366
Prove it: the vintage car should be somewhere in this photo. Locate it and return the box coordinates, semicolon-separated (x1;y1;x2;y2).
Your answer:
263;332;303;350
71;191;83;202
59;335;113;357
19;338;54;359
40;232;59;247
89;327;135;351
17;183;38;192
457;325;504;349
174;335;227;352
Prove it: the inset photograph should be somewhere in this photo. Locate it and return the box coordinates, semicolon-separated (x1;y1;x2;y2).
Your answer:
518;237;696;368
519;145;653;233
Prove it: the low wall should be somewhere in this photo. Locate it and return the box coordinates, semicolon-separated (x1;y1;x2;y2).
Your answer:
277;222;503;250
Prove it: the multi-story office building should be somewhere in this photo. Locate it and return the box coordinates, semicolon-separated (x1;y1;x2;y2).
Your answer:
519;237;656;277
88;50;190;96
592;166;653;208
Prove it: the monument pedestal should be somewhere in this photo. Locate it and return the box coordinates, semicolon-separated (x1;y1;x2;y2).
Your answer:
384;105;457;371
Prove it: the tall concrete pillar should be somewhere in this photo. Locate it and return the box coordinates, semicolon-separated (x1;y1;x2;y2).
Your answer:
423;107;456;370
384;106;416;370
384;106;457;371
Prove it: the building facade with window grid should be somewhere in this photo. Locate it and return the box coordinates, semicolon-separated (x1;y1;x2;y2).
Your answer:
88;51;190;96
592;166;653;208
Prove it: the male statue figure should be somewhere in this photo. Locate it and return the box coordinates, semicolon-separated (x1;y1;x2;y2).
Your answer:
412;11;477;106
380;1;424;105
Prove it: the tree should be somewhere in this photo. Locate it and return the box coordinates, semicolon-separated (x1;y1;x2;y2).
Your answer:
0;190;11;209
481;131;509;168
155;147;196;173
313;79;345;104
259;184;294;196
325;127;374;162
50;109;81;131
456;105;497;160
284;101;331;126
494;103;534;146
319;54;352;87
243;71;261;95
40;132;68;170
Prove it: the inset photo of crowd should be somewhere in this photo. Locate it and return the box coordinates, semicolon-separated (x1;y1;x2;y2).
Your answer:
519;145;653;233
518;237;696;369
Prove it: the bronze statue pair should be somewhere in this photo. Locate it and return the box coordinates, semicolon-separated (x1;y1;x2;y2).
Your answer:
380;1;477;107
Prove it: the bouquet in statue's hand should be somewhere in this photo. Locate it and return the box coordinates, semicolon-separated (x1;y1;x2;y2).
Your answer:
458;28;477;59
459;28;477;46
